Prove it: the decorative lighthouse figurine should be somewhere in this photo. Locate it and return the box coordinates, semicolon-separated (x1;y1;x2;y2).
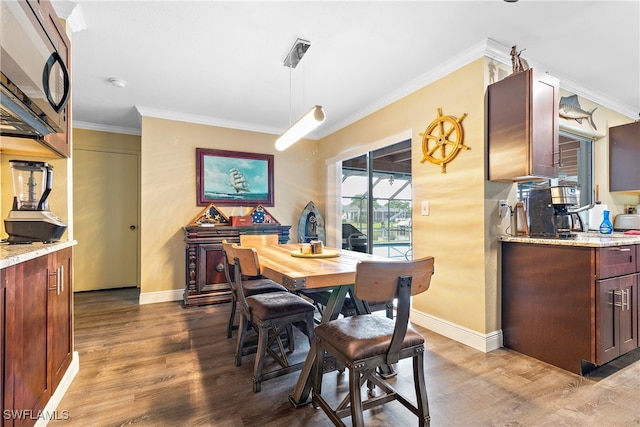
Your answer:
599;210;613;234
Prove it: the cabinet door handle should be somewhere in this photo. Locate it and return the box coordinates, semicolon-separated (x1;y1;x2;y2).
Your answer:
612;290;623;307
49;270;58;292
58;265;64;294
609;247;631;252
621;289;629;311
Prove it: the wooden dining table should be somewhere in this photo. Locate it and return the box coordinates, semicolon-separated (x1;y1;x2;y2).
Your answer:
248;243;392;407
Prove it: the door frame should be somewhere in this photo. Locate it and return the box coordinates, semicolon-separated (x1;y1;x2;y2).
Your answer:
73;145;141;290
325;129;413;249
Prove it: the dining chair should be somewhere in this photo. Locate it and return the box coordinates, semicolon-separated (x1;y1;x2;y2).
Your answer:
239;233;279;246
232;244;316;392
221;240;288;338
312;256;435;427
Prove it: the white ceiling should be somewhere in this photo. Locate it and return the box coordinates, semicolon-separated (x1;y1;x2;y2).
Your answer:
55;0;640;138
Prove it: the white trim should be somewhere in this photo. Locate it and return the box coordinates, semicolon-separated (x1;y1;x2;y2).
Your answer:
325;129;413;166
76;38;638;137
559;122;605;140
410;309;503;353
319;41;491;139
36;351;79;426
485;39;638;120
73;120;141;136
138;289;183;305
134;106;286;137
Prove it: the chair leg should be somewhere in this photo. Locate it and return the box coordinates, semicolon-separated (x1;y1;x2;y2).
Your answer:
413;353;430;427
235;314;248;367
286;324;295;352
312;339;324;400
253;323;269;393
227;298;237;339
349;368;365;427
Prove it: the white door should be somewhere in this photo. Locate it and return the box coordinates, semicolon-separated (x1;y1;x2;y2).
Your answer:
73;149;138;291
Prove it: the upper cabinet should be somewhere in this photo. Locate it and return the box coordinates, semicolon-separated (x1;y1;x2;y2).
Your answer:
609;121;640;192
488;68;559;182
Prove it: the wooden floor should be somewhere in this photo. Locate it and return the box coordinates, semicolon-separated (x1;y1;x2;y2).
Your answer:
50;288;640;427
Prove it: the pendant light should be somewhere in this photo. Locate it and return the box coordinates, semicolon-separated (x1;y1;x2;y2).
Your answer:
275;38;326;151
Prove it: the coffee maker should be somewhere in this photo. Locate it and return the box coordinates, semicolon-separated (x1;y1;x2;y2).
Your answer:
4;160;67;244
528;186;582;238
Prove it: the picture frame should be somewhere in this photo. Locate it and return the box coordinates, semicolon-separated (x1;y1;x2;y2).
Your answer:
196;148;274;206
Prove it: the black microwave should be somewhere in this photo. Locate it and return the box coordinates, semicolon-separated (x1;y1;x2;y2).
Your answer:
0;0;70;138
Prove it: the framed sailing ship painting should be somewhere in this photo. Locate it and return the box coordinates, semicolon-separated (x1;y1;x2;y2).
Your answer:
196;148;274;206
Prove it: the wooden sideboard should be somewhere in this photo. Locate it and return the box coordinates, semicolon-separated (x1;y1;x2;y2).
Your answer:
183;224;291;307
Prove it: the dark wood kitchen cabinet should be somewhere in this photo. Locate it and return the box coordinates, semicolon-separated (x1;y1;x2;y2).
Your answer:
597;274;637;364
502;242;639;374
609;121;640;192
183;225;290;307
2;247;73;427
488;68;559;182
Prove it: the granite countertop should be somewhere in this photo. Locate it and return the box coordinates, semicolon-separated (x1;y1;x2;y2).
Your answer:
500;232;640;247
0;240;77;269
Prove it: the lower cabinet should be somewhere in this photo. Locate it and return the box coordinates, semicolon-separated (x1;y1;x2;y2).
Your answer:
1;247;73;427
597;274;638;365
502;242;639;374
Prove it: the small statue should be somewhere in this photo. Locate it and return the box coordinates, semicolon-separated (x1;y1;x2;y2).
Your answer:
511;45;530;74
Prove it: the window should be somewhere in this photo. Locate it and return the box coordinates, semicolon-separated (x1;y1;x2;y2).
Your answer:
517;131;593;209
341;139;412;259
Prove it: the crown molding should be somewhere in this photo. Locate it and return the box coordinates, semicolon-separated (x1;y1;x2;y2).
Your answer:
51;1;87;32
316;39;492;139
134;106;284;137
73;121;141;136
484;38;638;120
78;37;638;137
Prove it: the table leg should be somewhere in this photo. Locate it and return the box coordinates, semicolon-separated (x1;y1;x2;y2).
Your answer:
288;286;350;407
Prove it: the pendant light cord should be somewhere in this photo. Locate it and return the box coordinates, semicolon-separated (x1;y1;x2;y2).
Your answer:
288;65;292;126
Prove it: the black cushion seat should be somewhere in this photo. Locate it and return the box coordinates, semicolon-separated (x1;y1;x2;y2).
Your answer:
314;315;424;361
243;279;287;297
247;292;315;320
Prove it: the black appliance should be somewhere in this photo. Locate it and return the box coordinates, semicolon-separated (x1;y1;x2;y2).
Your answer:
0;0;70;138
528;186;583;238
4;160;67;244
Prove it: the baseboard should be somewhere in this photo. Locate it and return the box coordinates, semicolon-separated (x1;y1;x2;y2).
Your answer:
410;309;503;353
36;351;79;426
139;289;183;305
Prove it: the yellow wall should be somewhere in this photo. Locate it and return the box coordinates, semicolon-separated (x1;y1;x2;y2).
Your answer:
139;117;320;294
317;59;494;335
74;128;141;152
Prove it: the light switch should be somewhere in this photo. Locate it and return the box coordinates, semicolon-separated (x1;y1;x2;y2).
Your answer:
421;201;430;216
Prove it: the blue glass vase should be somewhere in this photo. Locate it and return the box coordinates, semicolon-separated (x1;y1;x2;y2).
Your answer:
599;209;613;234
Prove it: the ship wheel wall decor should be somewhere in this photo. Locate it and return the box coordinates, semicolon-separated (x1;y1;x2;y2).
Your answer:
420;108;469;173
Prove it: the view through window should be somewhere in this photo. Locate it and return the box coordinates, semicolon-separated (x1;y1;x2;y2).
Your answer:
341;139;412;259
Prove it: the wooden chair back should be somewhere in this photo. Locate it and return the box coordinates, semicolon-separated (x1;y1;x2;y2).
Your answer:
221;240;238;291
354;256;434;302
354;256;435;365
239;234;279;247
232;245;262;278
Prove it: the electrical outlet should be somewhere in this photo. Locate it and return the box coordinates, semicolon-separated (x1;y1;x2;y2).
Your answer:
498;200;509;218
